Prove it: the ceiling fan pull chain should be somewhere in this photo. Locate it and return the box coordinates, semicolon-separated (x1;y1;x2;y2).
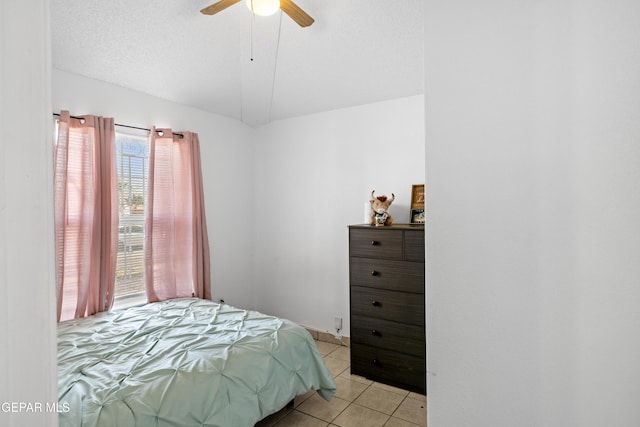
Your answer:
267;11;282;123
250;9;254;61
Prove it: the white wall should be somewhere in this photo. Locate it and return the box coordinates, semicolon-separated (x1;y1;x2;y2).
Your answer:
0;0;58;425
52;72;425;333
53;70;257;308
425;1;640;426
253;96;425;334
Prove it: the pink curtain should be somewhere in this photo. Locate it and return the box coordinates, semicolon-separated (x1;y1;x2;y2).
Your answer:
145;128;211;302
54;111;118;321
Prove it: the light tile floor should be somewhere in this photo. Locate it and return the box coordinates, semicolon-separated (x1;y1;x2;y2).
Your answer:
256;340;427;427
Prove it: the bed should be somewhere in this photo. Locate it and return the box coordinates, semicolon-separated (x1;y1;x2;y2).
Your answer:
57;298;336;426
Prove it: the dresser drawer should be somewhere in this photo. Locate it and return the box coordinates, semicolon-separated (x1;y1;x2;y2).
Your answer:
349;229;403;260
351;287;425;325
350;258;424;294
351;342;425;393
350;315;425;357
404;229;425;262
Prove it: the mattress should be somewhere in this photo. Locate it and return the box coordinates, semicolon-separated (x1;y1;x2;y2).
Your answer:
57;298;336;426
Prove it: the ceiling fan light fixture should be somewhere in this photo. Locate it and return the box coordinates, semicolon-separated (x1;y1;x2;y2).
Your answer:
245;0;280;16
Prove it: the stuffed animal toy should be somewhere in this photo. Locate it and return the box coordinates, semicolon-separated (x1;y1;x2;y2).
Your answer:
369;190;395;226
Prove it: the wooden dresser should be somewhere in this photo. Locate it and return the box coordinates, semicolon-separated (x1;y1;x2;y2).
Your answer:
348;224;425;394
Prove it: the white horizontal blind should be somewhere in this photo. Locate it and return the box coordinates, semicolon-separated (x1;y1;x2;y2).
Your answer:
114;130;149;301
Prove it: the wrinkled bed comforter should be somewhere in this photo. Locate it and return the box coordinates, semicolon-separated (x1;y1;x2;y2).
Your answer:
58;298;336;426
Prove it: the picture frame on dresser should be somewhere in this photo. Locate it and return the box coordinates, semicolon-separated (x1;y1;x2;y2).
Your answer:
410;184;425;209
410;209;425;224
410;184;425;225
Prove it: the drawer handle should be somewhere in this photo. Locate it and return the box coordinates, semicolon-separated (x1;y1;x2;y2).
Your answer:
371;240;380;246
371;300;380;307
372;358;380;365
372;329;381;337
371;270;379;276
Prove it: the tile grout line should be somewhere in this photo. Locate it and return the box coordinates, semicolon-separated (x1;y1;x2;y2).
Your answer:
389;394;408;420
388;394;426;426
329;378;377;427
326;364;356;425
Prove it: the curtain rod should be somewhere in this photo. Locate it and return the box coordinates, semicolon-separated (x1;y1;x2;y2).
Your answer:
52;113;183;138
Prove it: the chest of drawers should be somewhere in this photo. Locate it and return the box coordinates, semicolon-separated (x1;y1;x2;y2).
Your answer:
348;224;425;394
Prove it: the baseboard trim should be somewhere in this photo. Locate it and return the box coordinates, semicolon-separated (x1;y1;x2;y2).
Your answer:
305;327;350;347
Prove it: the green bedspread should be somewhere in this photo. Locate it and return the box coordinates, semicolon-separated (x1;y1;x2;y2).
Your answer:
58;298;336;426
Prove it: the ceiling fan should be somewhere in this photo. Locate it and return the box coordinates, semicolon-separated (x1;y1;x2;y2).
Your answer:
201;0;314;27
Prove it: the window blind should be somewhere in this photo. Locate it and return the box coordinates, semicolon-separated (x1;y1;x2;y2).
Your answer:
114;130;149;300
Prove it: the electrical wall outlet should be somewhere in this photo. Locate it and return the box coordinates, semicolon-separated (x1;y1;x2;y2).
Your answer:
334;317;342;331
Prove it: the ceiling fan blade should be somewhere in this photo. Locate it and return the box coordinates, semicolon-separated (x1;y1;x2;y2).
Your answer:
200;0;242;15
280;0;314;27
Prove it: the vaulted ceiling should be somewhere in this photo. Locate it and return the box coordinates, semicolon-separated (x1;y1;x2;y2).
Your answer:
51;0;424;127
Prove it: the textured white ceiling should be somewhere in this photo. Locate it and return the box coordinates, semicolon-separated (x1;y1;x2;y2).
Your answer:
51;0;424;127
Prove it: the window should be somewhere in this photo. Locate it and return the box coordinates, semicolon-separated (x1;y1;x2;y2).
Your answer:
114;129;149;306
54;114;210;317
